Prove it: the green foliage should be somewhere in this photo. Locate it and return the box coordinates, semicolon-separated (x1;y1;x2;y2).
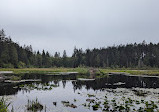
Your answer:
2;63;14;68
1;30;159;69
27;98;43;112
18;61;26;68
0;97;10;112
10;76;21;81
8;43;18;67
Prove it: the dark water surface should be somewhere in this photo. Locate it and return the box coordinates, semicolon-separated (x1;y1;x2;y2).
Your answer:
1;73;159;112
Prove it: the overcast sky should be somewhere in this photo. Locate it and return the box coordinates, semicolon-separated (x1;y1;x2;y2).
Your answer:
0;0;159;56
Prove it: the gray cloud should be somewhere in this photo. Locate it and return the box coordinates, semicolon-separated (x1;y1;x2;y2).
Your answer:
0;0;159;56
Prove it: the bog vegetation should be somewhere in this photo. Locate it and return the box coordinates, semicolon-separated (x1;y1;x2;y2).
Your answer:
1;29;159;69
0;97;10;112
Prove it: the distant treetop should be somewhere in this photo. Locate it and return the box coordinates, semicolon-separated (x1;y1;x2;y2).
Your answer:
0;29;5;37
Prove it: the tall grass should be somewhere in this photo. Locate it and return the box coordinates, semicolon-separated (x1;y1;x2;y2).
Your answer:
0;67;89;74
27;98;43;111
0;97;10;112
1;67;159;76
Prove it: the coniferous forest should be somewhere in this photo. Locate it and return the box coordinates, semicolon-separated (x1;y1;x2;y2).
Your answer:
0;29;159;68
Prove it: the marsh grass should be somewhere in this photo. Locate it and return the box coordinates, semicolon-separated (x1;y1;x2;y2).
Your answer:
99;69;159;76
1;67;159;76
27;98;43;112
0;97;10;112
132;90;148;97
0;67;89;74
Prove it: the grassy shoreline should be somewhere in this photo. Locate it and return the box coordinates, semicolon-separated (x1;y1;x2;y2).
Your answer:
0;68;159;76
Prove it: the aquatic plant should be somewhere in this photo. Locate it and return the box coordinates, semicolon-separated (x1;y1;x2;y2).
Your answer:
74;99;77;102
144;101;158;112
86;99;95;103
11;106;14;112
92;104;100;110
82;103;87;107
133;89;148;96
27;98;43;112
61;101;77;108
87;94;95;97
0;97;10;112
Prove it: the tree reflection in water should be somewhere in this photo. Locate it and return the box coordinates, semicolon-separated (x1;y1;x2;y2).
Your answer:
0;73;159;96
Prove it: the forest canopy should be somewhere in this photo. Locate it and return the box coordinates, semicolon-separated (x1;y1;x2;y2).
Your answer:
0;29;159;68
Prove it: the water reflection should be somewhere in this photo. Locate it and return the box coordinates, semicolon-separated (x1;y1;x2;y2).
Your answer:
0;83;18;95
1;73;159;96
73;74;159;90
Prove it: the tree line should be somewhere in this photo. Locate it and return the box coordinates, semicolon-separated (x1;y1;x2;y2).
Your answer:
0;30;159;68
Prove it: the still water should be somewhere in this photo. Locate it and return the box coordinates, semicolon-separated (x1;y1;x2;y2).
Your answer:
1;73;159;112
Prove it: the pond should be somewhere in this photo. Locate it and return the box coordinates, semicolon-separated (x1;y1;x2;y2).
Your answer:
1;73;159;112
